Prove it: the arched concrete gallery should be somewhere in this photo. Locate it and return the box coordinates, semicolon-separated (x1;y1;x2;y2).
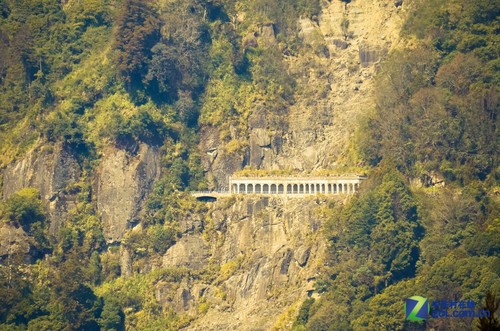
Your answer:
229;176;365;195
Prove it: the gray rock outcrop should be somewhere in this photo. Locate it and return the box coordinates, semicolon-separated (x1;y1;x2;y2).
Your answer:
183;196;326;331
162;235;210;271
0;223;30;259
97;144;161;243
1;144;80;234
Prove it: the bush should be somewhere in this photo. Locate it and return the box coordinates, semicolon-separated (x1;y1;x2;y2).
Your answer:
4;188;45;231
99;297;125;331
148;224;177;255
293;298;315;327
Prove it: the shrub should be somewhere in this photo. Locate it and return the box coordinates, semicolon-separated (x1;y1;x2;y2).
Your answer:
4;188;45;231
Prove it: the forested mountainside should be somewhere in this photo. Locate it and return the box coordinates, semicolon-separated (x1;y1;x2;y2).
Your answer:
0;0;498;330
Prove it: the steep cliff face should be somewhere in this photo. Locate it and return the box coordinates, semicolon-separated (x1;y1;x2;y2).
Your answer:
200;0;407;186
0;0;410;328
200;126;246;191
0;143;161;245
0;0;407;237
0;222;30;258
160;196;328;330
190;1;408;327
2;0;497;330
275;0;406;170
1;144;80;235
97;143;162;243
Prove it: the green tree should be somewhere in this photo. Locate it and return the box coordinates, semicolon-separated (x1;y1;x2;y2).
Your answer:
370;172;421;280
4;188;45;229
293;298;315;328
144;0;210;103
99;297;125;331
114;0;160;88
87;251;102;286
148;224;177;255
476;291;500;331
65;0;111;31
48;248;102;330
352;280;415;331
0;251;31;326
3;188;50;256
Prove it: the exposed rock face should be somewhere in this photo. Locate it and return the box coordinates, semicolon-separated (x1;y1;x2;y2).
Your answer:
272;0;406;170
332;38;349;49
260;23;276;46
191;1;408;328
246;110;283;170
200;0;407;181
410;172;445;188
156;279;207;316
298;18;319;45
120;245;133;277
359;43;388;67
1;144;80;234
200;126;245;191
0;142;161;248
172;196;327;331
97;144;161;243
163;235;210;271
2;146;80;200
249;128;271;168
2;146;79;201
0;223;30;259
0;1;409;329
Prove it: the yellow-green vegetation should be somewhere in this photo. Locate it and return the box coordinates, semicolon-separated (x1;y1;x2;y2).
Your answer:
359;0;499;183
303;163;500;330
223;138;248;155
217;254;245;283
233;166;368;177
0;0;498;330
297;1;500;329
95;268;192;331
288;298;314;331
0;182;106;330
0;188;49;255
197;297;210;315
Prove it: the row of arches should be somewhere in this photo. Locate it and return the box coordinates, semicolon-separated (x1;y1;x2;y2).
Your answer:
230;182;359;195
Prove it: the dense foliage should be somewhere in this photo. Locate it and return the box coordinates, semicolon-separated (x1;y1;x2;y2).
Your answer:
0;0;308;329
299;0;500;330
359;0;499;183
